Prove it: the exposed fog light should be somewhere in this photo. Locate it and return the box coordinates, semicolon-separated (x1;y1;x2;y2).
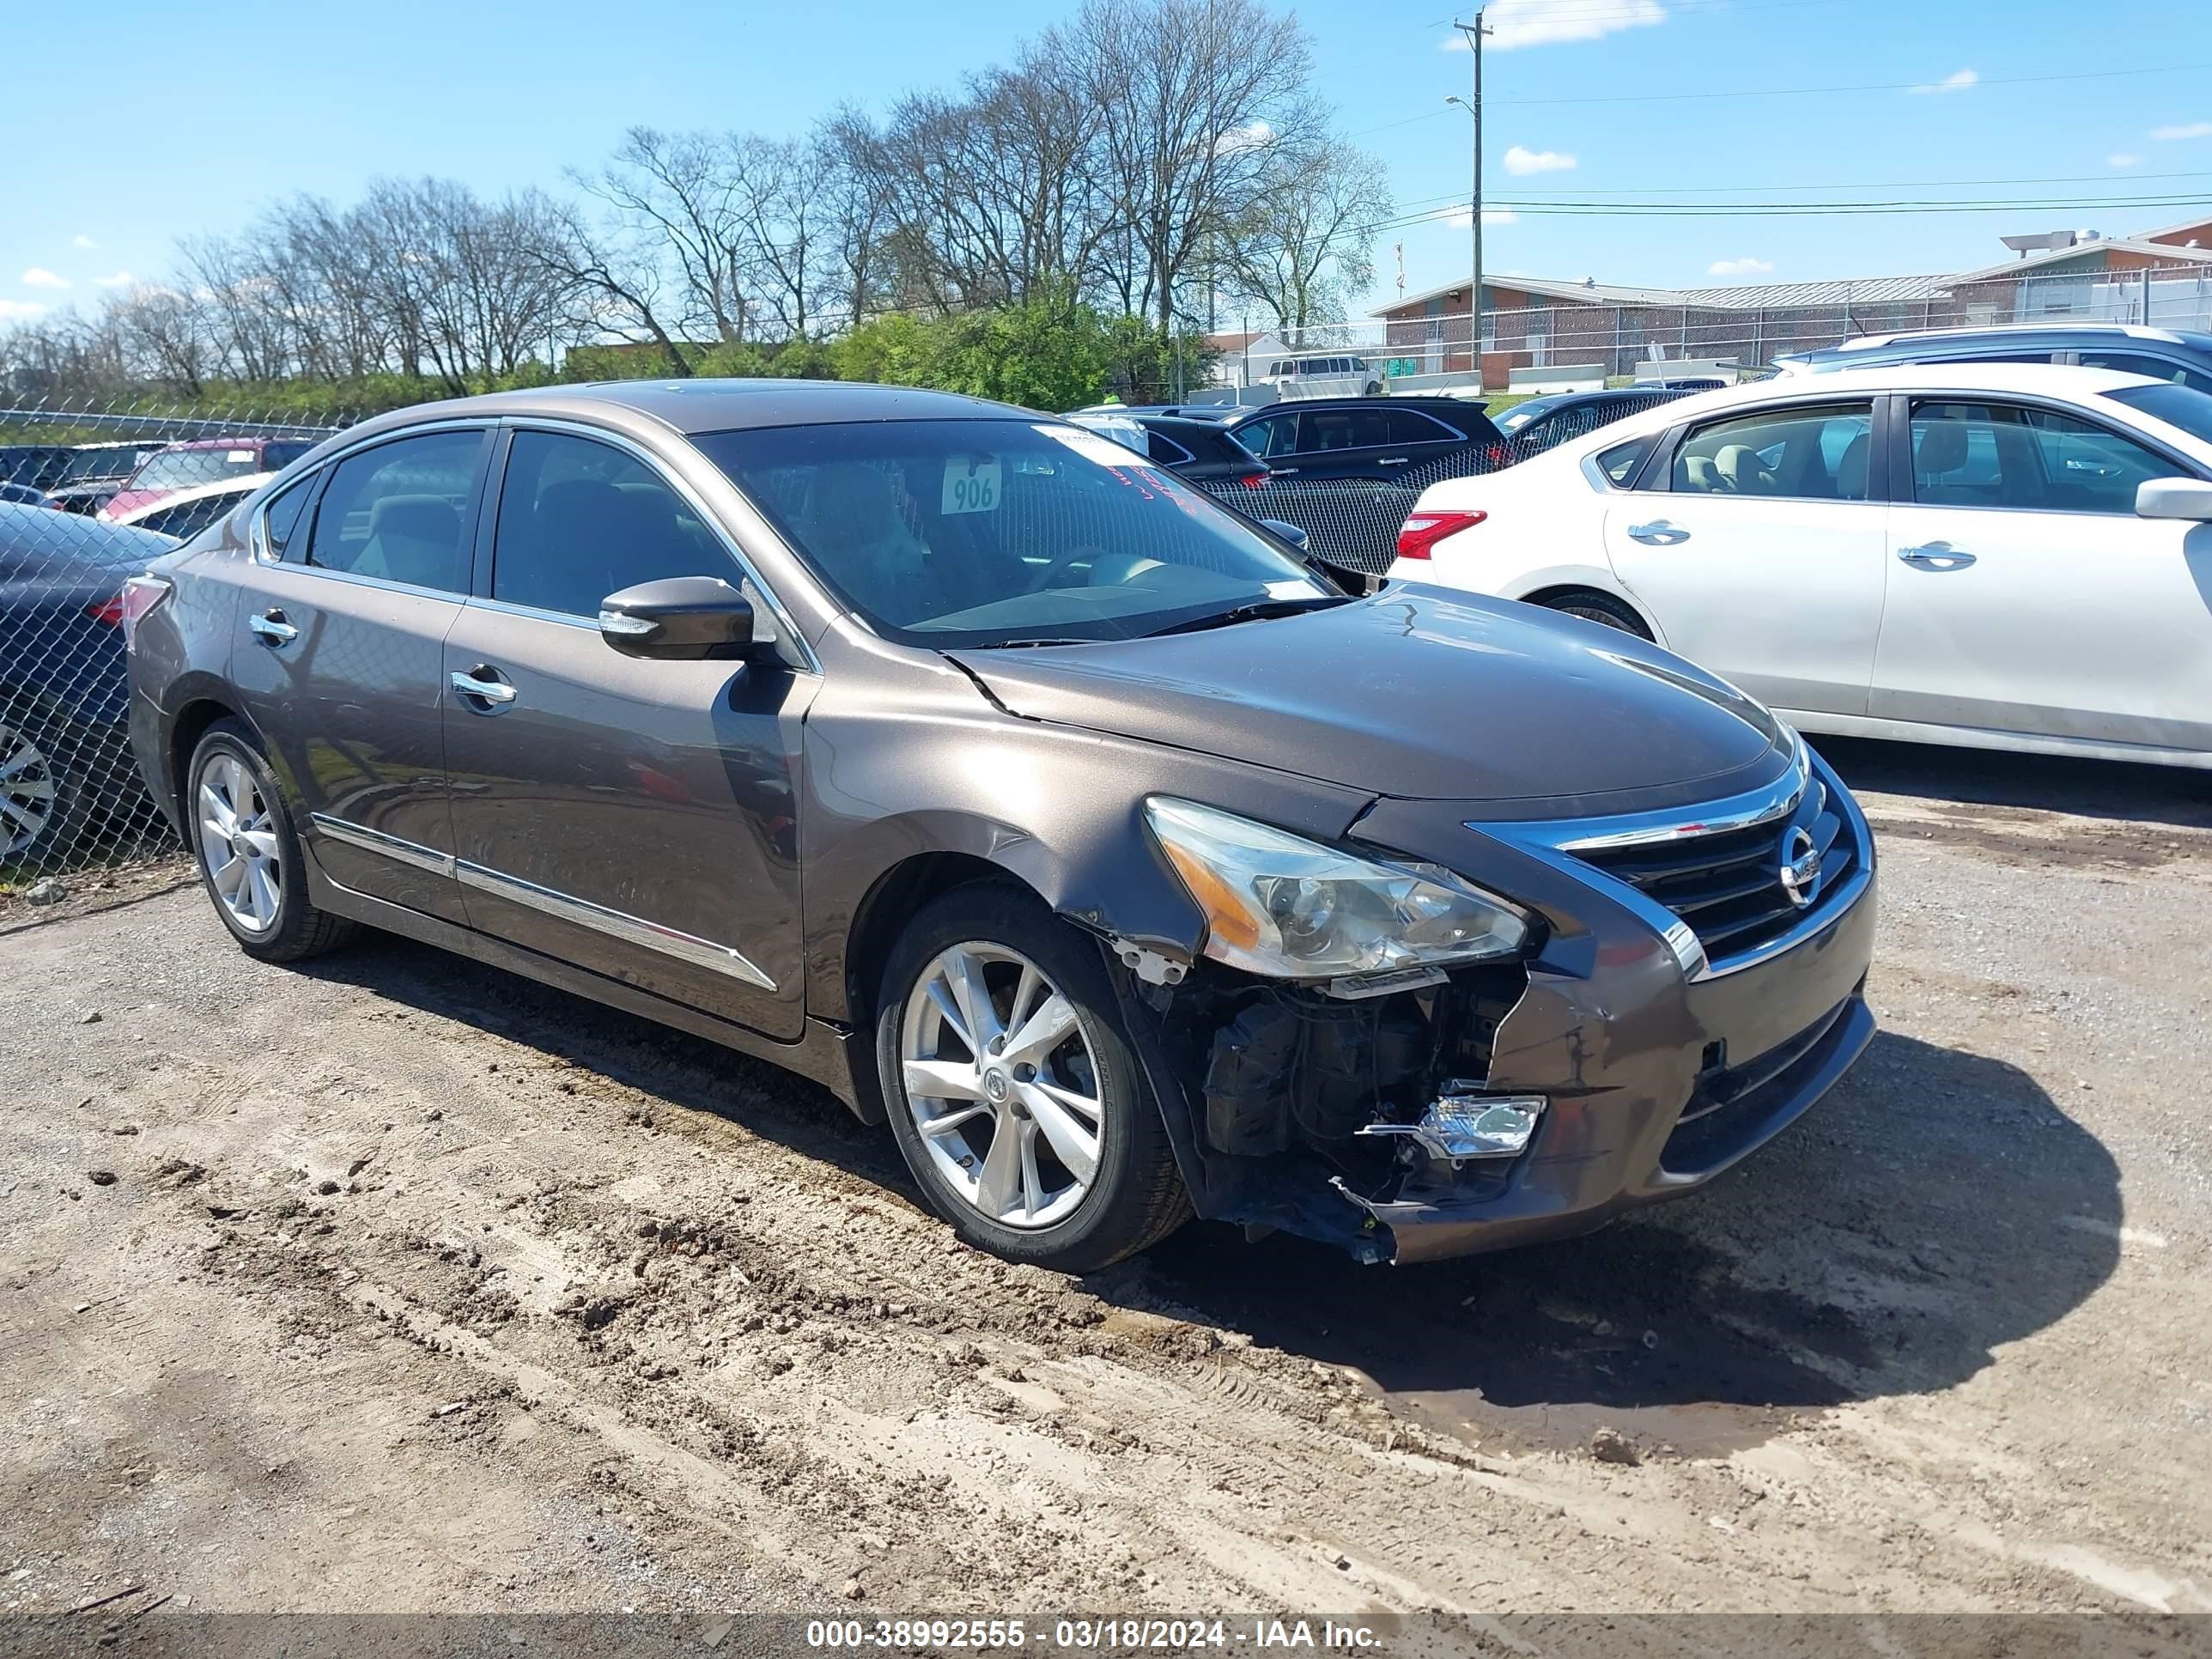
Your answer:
1358;1088;1547;1163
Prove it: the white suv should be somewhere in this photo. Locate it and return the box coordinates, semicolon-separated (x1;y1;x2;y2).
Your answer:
1261;355;1382;400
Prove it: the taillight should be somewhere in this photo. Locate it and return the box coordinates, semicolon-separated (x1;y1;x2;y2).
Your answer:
1395;509;1486;560
105;574;173;647
1238;472;1268;489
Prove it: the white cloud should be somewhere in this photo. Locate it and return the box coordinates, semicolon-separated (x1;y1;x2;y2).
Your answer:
1444;207;1519;228
1707;257;1776;277
1503;144;1577;176
21;266;70;290
1909;69;1978;94
0;299;50;321
93;270;135;289
72;234;98;250
1445;0;1665;52
1213;118;1274;155
2152;120;2212;141
2108;152;2144;167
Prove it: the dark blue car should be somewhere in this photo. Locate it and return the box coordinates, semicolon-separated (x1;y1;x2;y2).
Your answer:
1;504;179;862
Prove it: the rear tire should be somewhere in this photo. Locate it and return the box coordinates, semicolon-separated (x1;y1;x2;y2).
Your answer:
877;881;1188;1273
1539;588;1654;640
186;719;356;963
0;699;91;866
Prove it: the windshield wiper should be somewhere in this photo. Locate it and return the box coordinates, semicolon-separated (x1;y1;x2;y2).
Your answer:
975;637;1097;650
1137;595;1350;639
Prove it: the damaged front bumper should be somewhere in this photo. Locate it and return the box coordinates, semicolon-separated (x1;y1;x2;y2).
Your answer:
1108;748;1880;1265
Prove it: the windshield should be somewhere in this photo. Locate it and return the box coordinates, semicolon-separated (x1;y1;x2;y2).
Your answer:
693;418;1331;648
1495;395;1566;434
2103;381;2212;448
130;444;273;492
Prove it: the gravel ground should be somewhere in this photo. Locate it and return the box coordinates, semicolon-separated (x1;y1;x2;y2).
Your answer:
2;738;2209;1621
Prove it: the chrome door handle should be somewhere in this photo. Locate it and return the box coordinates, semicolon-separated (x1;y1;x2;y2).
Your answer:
1898;542;1976;570
449;667;518;709
249;609;297;645
1376;455;1411;465
1626;520;1690;545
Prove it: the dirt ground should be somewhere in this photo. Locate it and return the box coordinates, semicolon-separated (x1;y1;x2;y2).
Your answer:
3;738;2210;1621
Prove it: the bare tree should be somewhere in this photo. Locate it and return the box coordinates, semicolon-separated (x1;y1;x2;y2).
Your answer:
1223;136;1391;339
1067;0;1320;332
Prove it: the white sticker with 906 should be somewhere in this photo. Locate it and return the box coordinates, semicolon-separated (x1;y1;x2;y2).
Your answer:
942;456;1001;514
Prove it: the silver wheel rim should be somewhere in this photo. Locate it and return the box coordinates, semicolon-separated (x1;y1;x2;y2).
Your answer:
899;941;1105;1231
0;720;58;857
197;753;283;935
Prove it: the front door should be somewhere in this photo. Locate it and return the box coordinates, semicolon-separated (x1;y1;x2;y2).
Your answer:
440;426;815;1040
1871;397;2212;752
1602;397;1887;716
229;426;490;923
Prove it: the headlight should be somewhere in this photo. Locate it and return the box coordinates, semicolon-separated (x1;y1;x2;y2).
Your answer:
1144;797;1528;981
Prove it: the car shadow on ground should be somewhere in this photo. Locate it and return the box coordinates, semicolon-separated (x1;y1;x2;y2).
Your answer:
1098;1027;2120;1454
297;937;2121;1457
1815;734;2212;830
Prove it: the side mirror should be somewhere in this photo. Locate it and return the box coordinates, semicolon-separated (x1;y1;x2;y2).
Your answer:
599;575;762;660
1258;518;1309;550
2135;477;2212;522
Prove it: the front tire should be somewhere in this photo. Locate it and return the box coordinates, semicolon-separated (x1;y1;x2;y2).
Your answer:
0;700;88;864
186;719;356;962
877;882;1188;1272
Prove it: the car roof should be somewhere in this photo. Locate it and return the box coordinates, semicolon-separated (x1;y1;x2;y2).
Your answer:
1787;323;2212;363
346;379;1028;443
1541;362;2187;459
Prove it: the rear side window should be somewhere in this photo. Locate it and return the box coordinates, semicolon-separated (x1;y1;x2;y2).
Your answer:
1595;436;1656;487
1672;402;1874;501
1300;407;1389;451
1144;430;1195;466
261;475;315;560
492;430;735;618
1382;409;1460;443
303;429;483;592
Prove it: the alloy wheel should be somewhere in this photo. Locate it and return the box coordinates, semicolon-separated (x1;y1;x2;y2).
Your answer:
198;753;283;934
898;941;1105;1230
0;719;58;857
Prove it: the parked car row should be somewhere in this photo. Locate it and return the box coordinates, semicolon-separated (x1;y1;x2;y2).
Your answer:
0;434;319;522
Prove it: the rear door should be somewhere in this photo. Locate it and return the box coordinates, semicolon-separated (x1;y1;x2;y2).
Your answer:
439;424;816;1039
1600;396;1887;715
228;424;489;923
1871;396;2212;752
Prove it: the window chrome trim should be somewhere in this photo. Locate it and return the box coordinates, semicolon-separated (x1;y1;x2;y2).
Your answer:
308;814;456;876
492;416;817;673
453;859;776;991
307;811;778;992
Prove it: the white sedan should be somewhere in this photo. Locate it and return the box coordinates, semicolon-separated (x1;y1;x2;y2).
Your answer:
1389;363;2212;769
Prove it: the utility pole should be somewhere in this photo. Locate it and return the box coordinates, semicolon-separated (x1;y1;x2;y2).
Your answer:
1450;9;1491;371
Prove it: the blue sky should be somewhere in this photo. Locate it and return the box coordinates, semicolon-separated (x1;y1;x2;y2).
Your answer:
3;0;2209;328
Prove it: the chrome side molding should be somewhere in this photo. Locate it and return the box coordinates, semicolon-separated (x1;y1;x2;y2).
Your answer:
307;813;776;992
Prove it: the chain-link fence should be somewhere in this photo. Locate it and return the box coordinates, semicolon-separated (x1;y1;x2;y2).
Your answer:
1;398;349;908
1219;260;2212;393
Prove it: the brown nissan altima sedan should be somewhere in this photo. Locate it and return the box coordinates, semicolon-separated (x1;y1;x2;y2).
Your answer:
124;380;1875;1271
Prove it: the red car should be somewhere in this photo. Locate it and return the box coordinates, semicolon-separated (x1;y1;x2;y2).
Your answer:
99;437;317;523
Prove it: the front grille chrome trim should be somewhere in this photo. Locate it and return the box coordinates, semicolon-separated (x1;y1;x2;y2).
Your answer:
1473;736;1872;982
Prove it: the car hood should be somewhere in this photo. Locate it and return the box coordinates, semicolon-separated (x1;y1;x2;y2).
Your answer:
949;585;1789;812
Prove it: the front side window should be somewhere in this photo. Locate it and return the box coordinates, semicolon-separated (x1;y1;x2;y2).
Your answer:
1671;402;1875;501
2078;351;2212;394
1911;401;2186;514
2104;380;2212;447
492;430;736;617
693;418;1332;648
302;428;483;591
